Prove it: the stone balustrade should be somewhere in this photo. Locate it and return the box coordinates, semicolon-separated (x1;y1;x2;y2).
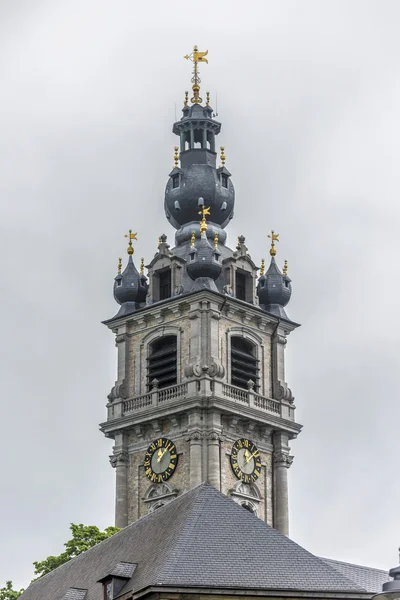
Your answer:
115;379;282;418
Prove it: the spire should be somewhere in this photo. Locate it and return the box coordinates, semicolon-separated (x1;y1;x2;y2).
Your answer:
184;45;209;104
257;232;292;318
113;231;148;314
165;48;235;242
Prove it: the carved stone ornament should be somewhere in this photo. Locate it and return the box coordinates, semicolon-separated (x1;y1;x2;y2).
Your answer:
274;334;287;346
107;382;127;401
184;362;225;378
274;380;294;402
273;452;294;468
206;431;221;442
109;451;129;468
115;334;126;344
184;363;202;378
185;430;203;442
208;361;225;378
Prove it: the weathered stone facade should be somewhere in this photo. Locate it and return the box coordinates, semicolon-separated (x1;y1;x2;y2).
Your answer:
101;289;301;533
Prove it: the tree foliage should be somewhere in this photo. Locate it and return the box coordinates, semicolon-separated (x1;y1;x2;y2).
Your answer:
0;581;24;600
0;523;120;596
33;523;120;578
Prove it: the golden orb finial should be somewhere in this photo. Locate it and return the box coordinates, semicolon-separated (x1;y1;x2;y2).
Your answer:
267;230;279;257
206;91;210;106
283;259;288;275
174;146;179;168
184;90;189;106
124;230;138;255
198;204;211;234
220;146;226;167
184;45;209;104
190;230;196;248
140;257;145;275
117;257;122;275
260;259;265;276
214;231;219;248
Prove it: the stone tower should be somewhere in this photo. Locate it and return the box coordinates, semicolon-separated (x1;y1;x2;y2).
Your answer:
101;47;302;535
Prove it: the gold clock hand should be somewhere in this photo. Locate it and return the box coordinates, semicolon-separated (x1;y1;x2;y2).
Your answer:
157;447;168;463
245;450;260;464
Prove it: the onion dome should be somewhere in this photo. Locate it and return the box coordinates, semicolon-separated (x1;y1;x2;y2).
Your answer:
113;231;148;312
186;209;222;291
257;231;292;318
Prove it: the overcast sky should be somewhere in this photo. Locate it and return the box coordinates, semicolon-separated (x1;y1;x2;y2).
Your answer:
1;0;400;589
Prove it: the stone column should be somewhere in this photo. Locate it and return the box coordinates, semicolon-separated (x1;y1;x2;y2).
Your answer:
110;434;129;528
207;431;221;490
273;451;293;536
187;430;203;488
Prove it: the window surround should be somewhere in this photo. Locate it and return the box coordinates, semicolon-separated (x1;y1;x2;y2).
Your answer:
225;328;265;396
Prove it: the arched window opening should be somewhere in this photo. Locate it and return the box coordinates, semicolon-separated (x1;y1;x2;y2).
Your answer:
147;335;177;390
231;336;259;392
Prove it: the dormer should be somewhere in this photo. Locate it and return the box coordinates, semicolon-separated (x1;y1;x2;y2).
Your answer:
146;235;186;303
98;562;137;600
222;236;259;303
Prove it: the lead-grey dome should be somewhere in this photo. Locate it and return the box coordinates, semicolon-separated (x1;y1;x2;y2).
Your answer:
165;159;234;230
257;257;292;318
114;256;148;306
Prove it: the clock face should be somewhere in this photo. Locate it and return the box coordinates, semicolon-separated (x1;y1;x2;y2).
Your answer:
144;437;178;483
230;438;262;483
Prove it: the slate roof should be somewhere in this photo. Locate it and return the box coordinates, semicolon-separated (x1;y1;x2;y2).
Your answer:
321;557;391;594
21;484;374;600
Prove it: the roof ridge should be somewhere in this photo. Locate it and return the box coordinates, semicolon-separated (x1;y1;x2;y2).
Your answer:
321;557;390;574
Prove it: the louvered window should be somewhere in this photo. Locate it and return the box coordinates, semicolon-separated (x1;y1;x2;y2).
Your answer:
159;270;171;300
147;335;177;390
231;336;259;391
236;271;246;300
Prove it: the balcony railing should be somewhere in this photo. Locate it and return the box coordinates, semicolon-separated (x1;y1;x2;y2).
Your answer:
117;379;282;418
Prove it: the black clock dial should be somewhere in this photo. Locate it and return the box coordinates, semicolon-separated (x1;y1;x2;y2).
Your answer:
144;437;178;483
230;438;262;483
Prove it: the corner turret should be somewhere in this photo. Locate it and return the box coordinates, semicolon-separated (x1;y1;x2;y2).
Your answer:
257;231;292;318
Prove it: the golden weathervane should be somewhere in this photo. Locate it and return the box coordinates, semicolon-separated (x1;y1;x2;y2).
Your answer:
124;230;138;255
198;204;211;234
267;230;279;257
184;45;209;104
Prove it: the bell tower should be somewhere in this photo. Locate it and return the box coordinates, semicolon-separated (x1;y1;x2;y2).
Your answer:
101;47;302;535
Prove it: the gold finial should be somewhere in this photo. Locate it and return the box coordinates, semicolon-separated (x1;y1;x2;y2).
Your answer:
117;257;122;275
214;231;219;248
190;230;196;248
158;236;161;248
184;90;189;106
267;230;279;257
124;230;138;255
174;146;179;168
260;259;265;276
220;146;226;167
206;91;210;106
283;260;288;275
184;45;209;104
140;257;145;275
198;204;211;234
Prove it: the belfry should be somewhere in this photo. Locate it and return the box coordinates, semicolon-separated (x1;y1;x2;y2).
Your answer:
101;47;302;534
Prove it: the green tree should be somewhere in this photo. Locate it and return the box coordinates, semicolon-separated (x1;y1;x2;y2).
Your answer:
33;523;120;578
0;581;24;600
